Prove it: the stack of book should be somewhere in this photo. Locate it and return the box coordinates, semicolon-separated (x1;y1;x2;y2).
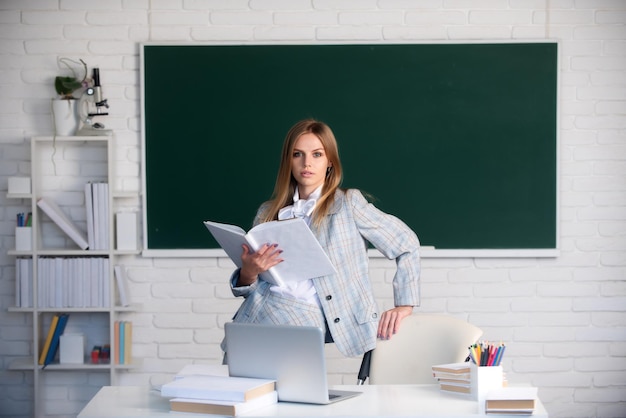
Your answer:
432;362;471;394
160;365;277;416
485;387;538;415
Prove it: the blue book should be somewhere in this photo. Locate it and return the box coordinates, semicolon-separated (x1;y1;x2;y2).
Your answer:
119;321;125;365
43;313;70;368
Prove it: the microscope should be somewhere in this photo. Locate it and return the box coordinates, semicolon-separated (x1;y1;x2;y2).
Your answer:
76;68;111;136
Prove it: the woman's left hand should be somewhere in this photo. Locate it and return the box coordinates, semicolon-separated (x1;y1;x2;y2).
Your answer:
377;306;413;340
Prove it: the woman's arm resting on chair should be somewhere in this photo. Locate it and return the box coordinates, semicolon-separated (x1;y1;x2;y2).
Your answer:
377;306;413;340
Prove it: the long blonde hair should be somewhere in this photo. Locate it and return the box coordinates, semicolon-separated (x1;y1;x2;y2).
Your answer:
259;119;343;228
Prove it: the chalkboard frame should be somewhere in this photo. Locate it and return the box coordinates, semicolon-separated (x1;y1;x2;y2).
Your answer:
140;41;559;258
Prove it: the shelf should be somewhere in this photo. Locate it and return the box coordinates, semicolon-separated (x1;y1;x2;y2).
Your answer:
9;134;140;417
8;357;140;371
112;191;140;199
7;193;33;199
7;305;141;313
33;135;112;143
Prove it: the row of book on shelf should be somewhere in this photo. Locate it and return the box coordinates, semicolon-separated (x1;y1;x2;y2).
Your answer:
114;320;133;365
38;314;133;367
35;182;109;251
15;258;130;308
39;313;70;368
159;364;278;415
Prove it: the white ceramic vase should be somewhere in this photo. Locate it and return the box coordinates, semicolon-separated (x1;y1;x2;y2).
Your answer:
51;98;79;136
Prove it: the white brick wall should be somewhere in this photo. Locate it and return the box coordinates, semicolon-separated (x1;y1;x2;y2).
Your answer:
0;1;624;418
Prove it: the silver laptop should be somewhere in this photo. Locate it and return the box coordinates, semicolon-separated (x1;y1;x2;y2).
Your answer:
224;322;361;405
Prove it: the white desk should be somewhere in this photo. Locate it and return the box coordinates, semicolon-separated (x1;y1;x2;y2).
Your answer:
78;385;548;418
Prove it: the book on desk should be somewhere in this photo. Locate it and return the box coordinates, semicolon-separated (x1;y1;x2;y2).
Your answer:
160;365;278;416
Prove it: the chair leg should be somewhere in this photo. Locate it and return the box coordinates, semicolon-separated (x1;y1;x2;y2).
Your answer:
357;350;373;385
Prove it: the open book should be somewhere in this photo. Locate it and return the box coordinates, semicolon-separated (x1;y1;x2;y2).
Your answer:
203;218;337;287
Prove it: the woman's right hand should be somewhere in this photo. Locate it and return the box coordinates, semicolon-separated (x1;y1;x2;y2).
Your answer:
237;243;284;286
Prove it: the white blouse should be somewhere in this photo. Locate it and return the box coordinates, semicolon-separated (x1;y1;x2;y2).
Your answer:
270;186;323;305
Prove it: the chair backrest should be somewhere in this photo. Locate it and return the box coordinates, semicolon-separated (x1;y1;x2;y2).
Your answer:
368;314;483;384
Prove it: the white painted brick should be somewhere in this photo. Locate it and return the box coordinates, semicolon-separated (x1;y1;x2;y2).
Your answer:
573;297;626;312
0;10;21;23
192;24;254;39
339;11;403;25
383;26;448;39
544;341;607;357
573;145;626;161
274;11;338;25
317;25;382;40
62;0;124;11
22;11;86;25
249;0;312;10
25;40;89;55
600;251;626;266
447;25;513;39
469;10;532;25
146;26;191;41
595;10;626;24
445;0;508;9
314;0;378;10
405;10;467;24
0;24;64;40
596;101;626;115
210;11;273;25
574;25;626;40
511;297;573;312
185;0;248;10
65;25;130;41
150;11;209;25
534;10;594;24
604;40;626;55
86;11;148;25
124;0;151;10
599;222;626;237
254;26;315;41
513;326;576;342
377;0;440;10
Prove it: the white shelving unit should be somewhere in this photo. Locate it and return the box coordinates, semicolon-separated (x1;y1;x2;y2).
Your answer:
7;135;140;418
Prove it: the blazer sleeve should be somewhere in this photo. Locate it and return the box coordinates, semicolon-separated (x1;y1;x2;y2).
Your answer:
347;189;421;307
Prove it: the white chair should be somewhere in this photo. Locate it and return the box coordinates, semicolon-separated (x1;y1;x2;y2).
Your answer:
367;314;483;384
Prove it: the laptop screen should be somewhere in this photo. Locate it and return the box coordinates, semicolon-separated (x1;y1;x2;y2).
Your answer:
224;322;360;404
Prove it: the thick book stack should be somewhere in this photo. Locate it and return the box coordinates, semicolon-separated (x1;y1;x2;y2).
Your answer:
432;363;471;394
485;387;538;415
161;365;277;416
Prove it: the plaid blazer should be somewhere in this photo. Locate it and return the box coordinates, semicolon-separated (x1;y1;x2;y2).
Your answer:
229;188;421;358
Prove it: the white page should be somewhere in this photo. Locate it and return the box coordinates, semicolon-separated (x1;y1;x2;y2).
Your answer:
204;218;336;286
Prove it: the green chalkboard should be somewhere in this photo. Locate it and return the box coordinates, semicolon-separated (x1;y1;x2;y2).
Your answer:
142;43;557;251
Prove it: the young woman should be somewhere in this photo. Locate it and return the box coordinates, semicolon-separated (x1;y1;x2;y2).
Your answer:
227;119;421;358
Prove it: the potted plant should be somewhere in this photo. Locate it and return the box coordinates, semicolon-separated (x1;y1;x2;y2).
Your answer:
52;58;88;135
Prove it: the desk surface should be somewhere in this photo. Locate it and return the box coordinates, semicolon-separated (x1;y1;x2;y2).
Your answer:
78;385;548;418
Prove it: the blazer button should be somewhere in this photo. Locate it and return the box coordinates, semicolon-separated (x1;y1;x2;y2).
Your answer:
334;318;340;323
372;313;378;319
326;295;332;301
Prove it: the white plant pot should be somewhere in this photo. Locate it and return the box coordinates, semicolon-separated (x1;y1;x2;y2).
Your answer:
51;99;78;136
